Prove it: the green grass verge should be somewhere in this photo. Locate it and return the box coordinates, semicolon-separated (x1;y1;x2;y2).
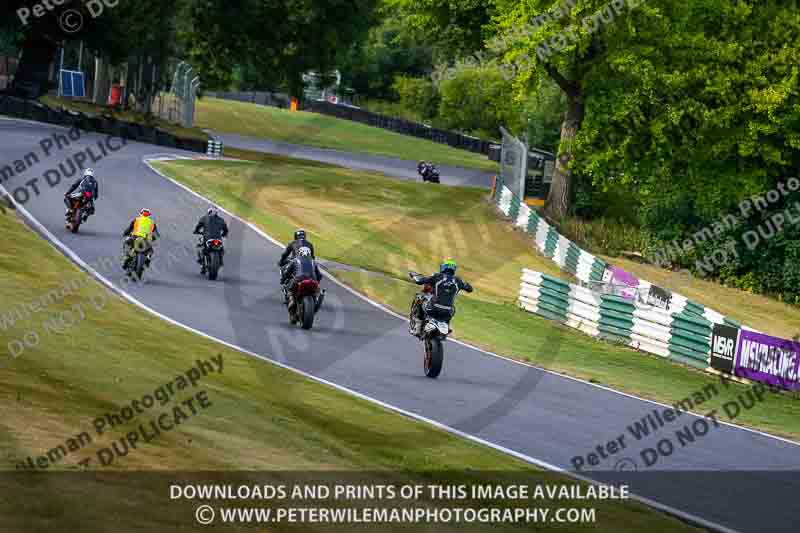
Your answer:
0;185;696;531
155;157;800;442
195;97;499;172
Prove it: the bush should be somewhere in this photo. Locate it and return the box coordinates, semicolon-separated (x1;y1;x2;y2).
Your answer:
391;75;438;121
437;62;520;140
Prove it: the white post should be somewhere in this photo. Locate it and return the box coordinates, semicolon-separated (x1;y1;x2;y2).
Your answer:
58;45;65;97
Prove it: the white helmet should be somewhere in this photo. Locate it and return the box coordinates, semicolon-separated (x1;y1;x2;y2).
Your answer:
83;168;95;178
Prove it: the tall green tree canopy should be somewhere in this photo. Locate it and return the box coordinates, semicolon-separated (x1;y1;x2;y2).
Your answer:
184;0;378;93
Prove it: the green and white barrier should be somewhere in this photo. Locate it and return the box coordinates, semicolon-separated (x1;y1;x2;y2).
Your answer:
494;176;747;339
495;180;607;283
519;269;716;369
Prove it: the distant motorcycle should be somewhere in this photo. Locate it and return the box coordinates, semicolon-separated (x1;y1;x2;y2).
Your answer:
286;278;326;330
200;237;224;280
123;236;154;281
65;190;94;233
408;271;450;378
419;164;441;184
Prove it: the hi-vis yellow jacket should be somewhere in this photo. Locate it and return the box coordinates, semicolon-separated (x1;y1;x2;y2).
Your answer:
128;216;158;240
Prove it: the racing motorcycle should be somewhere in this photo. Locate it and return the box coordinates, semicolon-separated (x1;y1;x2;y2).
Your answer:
65;190;94;233
200;237;224;281
419;164;441;184
285;278;326;330
408;271;450;379
123;236;154;281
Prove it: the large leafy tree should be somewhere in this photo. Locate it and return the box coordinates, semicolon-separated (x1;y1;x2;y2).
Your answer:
338;14;434;99
387;0;498;61
487;0;673;217
184;0;378;94
1;0;183;98
578;0;800;221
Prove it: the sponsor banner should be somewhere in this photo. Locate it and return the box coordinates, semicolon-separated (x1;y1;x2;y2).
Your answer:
710;324;740;374
646;285;672;310
734;330;800;391
608;267;640;300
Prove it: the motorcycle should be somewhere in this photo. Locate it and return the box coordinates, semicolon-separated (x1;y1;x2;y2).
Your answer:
419;164;441;184
200;237;224;280
65;190;94;233
408;271;450;379
123;236;153;281
285;278;326;330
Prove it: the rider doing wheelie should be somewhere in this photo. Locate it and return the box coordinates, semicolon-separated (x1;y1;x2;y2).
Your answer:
410;260;473;337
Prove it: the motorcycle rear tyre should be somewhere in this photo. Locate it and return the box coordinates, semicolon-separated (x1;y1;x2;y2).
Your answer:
301;295;316;330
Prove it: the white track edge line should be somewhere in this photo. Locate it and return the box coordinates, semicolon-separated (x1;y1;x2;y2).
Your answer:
0;176;740;533
144;157;800;450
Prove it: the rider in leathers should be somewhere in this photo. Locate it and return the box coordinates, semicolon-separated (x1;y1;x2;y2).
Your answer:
194;208;229;273
278;229;316;286
410;260;473;336
282;248;323;305
64;168;99;218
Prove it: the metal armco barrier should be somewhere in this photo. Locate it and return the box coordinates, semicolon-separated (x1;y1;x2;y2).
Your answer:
0;95;208;155
206;91;291;109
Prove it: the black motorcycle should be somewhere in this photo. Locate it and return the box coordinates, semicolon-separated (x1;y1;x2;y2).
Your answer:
408;271;450;378
419;164;441;184
200;237;224;280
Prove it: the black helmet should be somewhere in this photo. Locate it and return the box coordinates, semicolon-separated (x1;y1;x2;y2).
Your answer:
294;229;306;241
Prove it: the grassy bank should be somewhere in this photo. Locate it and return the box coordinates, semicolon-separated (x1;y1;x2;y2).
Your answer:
155;157;800;441
195;97;499;172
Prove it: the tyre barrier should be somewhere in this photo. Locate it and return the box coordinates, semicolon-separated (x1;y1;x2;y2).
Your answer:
519;269;715;369
493;175;748;334
0;94;208;155
206;140;223;157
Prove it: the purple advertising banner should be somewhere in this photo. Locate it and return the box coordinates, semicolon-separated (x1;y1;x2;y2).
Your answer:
734;330;800;391
608;267;640;300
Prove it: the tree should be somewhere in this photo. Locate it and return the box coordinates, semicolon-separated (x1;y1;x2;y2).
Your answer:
183;0;378;94
387;0;498;62
578;0;800;221
1;0;183;100
338;13;434;99
393;75;438;120
437;61;519;139
487;0;672;217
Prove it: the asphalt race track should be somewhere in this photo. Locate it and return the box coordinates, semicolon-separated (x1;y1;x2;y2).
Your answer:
2;118;799;533
212;131;496;188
